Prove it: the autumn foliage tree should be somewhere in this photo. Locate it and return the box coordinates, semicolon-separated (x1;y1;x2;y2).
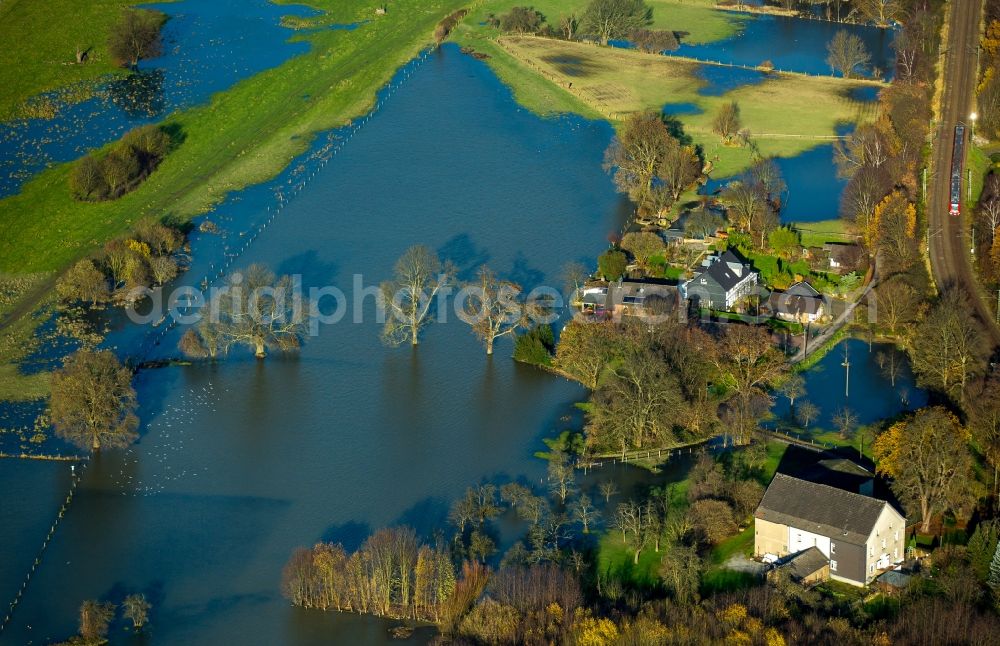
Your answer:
282;528;456;621
873;407;976;532
50;349;138;452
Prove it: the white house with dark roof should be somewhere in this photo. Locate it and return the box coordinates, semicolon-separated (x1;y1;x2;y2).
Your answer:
754;473;905;586
679;250;757;311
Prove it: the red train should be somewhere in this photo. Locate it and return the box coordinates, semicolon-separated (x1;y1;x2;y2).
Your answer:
949;124;966;217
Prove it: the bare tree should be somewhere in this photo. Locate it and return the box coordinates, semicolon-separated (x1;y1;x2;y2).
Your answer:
461;266;535;355
796;400;819;428
832;407;858;440
826;30;871;78
79;600;115;641
123;593;151;629
571;493;600;533
712;101;742;143
580;0;651;45
874;407;975;532
598;480;619;504
779;374;805;409
381;245;455;346
910;289;988;399
108;9;163;67
855;0;903;27
547;450;576;505
183;265;306;359
876;348;903;387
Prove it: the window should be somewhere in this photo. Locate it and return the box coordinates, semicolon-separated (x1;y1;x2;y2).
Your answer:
831;543;836;554
830;560;838;572
870;564;874;573
882;538;886;549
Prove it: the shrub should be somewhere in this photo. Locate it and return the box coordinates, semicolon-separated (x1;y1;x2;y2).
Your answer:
598;249;628;281
70;125;173;201
513;324;555;366
500;6;545;33
630;28;679;53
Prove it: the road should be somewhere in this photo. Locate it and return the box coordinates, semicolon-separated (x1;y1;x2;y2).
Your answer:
927;0;1000;347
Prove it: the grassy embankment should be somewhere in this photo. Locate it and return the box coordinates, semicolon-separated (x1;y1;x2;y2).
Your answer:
452;0;746;118
596;441;788;591
472;35;883;177
0;0;468;400
0;0;165;121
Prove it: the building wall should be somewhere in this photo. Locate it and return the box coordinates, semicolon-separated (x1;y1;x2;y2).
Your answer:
829;539;866;585
753;518;788;557
863;505;907;581
686;280;726;310
787;526;831;557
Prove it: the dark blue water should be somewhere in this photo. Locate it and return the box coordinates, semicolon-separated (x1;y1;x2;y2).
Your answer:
1;44;629;644
0;0;318;196
702;124;854;223
773;338;927;431
673;14;895;77
696;64;767;95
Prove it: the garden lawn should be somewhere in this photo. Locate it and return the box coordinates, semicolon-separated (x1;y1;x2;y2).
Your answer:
796;218;858;248
486;36;882;176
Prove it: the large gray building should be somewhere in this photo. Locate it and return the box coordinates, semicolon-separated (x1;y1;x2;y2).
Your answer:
679;250;757;311
754;473;906;586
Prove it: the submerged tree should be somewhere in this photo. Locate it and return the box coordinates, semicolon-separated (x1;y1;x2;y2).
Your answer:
50;349;138;452
123;593;151;630
79;600;116;641
461;266;537;355
183;264;306;359
381;245;455;346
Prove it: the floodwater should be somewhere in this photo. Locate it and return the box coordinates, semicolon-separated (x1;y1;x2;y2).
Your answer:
0;44;630;644
701;123;859;223
673;14;895;78
0;0;317;196
772;338;928;431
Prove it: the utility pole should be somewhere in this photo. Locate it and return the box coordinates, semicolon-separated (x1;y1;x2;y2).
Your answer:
922;167;927;200
969;168;973;202
842;346;851;398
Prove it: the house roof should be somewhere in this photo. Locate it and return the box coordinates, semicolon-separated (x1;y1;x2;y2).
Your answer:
690;250;754;292
611;280;678;309
782;546;829;581
768;281;824;316
823;242;861;263
755;473;895;545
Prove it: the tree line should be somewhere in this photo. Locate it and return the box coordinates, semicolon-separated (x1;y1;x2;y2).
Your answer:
69;125;174;201
56;219;185;305
489;0;679;52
